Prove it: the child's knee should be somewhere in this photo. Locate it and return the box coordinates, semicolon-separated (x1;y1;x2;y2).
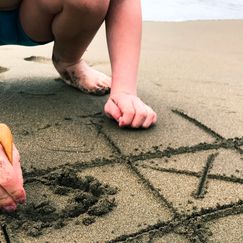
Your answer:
33;0;63;14
33;0;110;17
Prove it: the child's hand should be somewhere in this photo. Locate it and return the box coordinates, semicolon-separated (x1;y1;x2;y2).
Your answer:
104;92;157;128
0;144;26;212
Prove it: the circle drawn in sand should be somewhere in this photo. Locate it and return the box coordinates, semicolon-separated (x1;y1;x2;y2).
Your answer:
0;66;9;74
24;56;51;64
2;169;118;238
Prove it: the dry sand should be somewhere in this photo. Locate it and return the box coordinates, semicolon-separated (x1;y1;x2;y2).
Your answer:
0;20;242;242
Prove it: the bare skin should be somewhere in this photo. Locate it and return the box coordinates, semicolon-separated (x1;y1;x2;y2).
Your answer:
0;144;26;212
52;57;111;95
0;0;157;211
0;0;21;10
20;0;112;95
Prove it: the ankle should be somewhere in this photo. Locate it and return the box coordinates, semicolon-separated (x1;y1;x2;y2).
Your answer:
52;52;82;69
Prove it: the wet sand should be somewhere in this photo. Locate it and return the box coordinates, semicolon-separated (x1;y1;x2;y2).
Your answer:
0;20;242;242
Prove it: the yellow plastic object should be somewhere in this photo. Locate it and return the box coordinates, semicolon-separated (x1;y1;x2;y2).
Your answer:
0;123;13;164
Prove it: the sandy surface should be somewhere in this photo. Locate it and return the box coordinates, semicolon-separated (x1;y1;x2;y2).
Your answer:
0;20;242;242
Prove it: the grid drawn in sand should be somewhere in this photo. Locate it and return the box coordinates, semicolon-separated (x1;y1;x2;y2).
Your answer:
0;108;242;243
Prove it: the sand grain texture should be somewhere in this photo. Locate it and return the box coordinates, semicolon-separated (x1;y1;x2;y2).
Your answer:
0;20;242;242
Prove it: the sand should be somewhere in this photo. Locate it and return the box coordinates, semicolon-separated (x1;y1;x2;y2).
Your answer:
0;20;242;242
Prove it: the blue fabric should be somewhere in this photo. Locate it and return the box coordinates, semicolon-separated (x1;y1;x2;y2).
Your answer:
0;9;51;46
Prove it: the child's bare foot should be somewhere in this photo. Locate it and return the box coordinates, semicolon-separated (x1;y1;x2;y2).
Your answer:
52;56;111;96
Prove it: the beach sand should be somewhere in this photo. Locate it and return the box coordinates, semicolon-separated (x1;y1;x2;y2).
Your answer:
0;20;242;242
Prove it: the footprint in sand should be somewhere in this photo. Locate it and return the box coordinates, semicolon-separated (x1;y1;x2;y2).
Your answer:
24;56;51;64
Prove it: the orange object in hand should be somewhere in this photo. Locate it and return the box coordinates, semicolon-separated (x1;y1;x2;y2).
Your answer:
0;123;13;164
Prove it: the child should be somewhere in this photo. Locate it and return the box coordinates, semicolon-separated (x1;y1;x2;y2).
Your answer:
0;0;157;212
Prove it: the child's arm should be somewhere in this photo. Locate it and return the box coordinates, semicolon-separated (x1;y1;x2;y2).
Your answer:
104;0;157;128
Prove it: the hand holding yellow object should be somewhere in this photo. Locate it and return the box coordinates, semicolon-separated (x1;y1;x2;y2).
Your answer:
0;123;26;212
0;123;13;163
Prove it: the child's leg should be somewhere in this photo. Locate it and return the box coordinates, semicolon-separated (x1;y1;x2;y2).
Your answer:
0;0;21;10
19;0;111;95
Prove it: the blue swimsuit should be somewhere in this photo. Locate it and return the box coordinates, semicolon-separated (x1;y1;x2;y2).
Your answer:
0;8;52;46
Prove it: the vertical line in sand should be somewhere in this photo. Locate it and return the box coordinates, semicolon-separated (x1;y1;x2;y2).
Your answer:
1;224;11;243
194;153;219;198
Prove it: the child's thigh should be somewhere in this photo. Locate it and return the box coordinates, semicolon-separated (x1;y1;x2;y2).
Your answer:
19;0;62;41
0;0;22;10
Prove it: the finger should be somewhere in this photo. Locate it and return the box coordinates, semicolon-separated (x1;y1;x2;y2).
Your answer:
152;111;158;124
142;106;156;128
12;145;25;203
11;146;26;204
12;144;24;186
1;174;26;205
114;97;135;127
0;150;26;204
0;186;17;213
104;99;122;121
12;144;20;162
131;99;148;128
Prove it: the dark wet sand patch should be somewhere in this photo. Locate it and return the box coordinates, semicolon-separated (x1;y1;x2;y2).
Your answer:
0;66;9;74
24;56;51;64
1;168;118;238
